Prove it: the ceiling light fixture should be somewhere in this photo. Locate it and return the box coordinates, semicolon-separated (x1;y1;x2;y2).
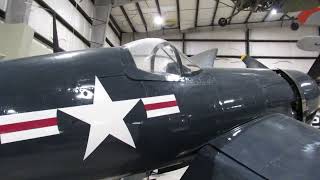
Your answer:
271;8;277;15
154;16;164;25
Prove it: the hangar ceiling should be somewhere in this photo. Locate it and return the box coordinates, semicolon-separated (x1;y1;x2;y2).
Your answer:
110;0;301;33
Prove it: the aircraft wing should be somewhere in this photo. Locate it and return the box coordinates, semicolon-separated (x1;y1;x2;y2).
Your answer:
189;49;218;68
181;113;320;180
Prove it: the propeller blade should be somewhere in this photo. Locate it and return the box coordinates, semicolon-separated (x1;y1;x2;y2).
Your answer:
308;55;320;85
241;55;269;69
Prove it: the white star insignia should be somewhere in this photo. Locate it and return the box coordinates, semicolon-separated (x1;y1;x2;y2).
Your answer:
60;77;139;160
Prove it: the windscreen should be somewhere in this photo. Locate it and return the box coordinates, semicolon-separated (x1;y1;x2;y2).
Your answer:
124;38;200;75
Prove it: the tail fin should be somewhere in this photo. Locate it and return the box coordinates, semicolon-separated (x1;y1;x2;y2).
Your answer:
189;49;218;68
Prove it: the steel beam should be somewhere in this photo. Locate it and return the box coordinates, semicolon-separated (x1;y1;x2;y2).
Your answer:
155;0;161;15
136;2;147;32
108;22;121;39
176;0;180;29
244;10;253;24
211;0;219;25
105;37;115;47
34;32;65;51
110;15;122;34
228;5;237;24
195;0;200;27
69;0;93;24
124;18;296;39
112;0;147;7
245;29;250;56
182;33;186;54
262;10;271;22
120;6;136;32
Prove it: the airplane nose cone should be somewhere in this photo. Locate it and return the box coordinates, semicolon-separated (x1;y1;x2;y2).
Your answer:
284;70;320;120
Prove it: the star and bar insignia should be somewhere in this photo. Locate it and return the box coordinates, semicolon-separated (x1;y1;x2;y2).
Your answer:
0;77;180;159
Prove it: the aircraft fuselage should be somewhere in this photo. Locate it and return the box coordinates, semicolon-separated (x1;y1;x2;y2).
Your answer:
0;48;318;180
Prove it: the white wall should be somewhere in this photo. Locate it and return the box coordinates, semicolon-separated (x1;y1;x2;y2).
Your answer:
1;0;121;59
186;42;245;56
28;1;89;51
184;29;247;56
122;29;183;45
29;39;53;57
40;0;120;48
185;27;318;72
186;29;245;39
214;58;246;68
75;0;94;18
105;23;120;46
250;26;317;40
248;26;318;73
43;0;92;41
250;42;317;57
0;24;34;60
256;59;316;73
123;26;319;73
1;0;92;51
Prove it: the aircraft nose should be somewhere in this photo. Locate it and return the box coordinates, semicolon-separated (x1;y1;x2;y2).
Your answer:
284;70;320;121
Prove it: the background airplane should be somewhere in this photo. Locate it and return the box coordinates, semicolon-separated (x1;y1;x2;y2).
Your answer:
217;0;320;30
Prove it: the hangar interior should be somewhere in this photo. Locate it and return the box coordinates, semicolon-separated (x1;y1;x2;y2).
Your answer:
0;0;320;180
0;0;319;73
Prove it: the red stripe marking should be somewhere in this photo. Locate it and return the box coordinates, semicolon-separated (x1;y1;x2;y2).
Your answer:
144;100;177;111
298;7;320;24
0;118;57;134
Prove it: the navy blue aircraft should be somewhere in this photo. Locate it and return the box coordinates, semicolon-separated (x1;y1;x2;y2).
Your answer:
0;38;319;180
241;54;320;127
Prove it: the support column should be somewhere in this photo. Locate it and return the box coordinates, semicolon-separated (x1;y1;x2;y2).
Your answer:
5;0;33;24
245;29;250;56
182;33;186;54
91;0;112;48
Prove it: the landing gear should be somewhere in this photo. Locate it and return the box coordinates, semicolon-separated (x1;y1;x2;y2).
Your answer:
290;22;300;31
280;14;300;31
218;18;228;27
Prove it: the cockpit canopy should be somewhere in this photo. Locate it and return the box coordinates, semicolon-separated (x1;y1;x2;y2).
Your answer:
124;38;200;76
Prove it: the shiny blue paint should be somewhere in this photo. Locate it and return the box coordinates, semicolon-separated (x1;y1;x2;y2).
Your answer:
0;47;318;179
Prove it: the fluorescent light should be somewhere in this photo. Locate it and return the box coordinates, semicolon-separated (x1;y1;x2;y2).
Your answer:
271;9;277;15
154;16;164;25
